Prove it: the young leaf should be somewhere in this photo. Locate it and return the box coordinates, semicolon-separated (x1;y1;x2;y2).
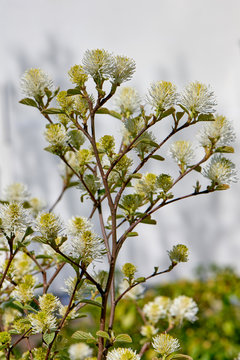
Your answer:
96;331;110;340
140;217;157;225
42;108;66;114
215;146;234;154
115;334;132;343
197;113;215;122
126;232;138;237
78;299;102;308
96;107;122;120
43;332;55;345
150;155;165;161
19;98;38;108
72;331;96;342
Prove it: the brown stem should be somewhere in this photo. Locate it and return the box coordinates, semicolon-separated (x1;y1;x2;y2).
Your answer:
139;342;150;357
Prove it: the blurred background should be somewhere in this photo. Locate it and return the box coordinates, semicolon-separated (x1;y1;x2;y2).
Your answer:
0;0;240;281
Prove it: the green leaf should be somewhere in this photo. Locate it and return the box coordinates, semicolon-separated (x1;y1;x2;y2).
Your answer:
67;88;82;96
43;332;55;345
140;217;157;225
126;232;138;237
150;154;165;161
22;226;34;240
197;113;215;122
139;139;159;147
67;181;80;189
176;111;185;122
78;299;102;308
130;173;142;179
19;98;38;108
68;130;85;150
115;334;132;343
190;165;202;173
13;301;24;309
159;107;175;119
96;107;122;120
72;331;96;342
135;277;146;283
215;146;234;154
96;331;110;340
42;108;66;114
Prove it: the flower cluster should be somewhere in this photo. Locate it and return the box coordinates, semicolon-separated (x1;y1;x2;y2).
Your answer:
60;216;104;264
44;123;69;148
143;295;198;326
69;342;93;360
20;68;53;98
152;333;180;357
180;81;216;117
115;87;141;117
12;274;36;303
106;348;140;360
169;140;194;170
3;183;29;203
203;155;237;185
147;81;178;114
168;244;189;264
0;202;31;237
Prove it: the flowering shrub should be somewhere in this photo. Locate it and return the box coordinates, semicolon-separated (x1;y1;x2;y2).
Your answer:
0;49;237;359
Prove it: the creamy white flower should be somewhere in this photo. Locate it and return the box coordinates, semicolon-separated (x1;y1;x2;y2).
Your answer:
68;216;92;237
82;49;114;79
198;115;235;149
44;123;69;147
152;333;180;356
143;299;167;324
140;325;158;338
115;87;141;117
38;293;61;313
35;212;63;239
12;275;36;303
3;183;29;203
203;155;237;185
118;279;144;300
169;295;198;324
107;348;140;360
0;202;31;237
20;68;53;98
147;81;178;112
69;342;93;360
111;55;136;85
29;197;46;216
180;81;216;116
60;229;104;264
28;311;57;333
169;140;194;166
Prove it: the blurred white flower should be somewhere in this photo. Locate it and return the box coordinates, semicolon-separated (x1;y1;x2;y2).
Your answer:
143;298;167;324
28;311;57;333
203;155;237;185
115;87;141;117
20;68;53;98
169;295;198;325
152;333;180;356
3;183;29;203
140;324;158;338
44;123;69;147
180;81;216;116
69;342;93;360
118;279;144;300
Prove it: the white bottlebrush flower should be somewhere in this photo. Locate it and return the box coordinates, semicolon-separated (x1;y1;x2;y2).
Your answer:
198;115;235;149
35;212;63;240
140;324;158;338
107;348;140;360
20;68;53;98
68;216;92;237
180;81;217;116
169;140;195;166
3;183;29;203
111;55;136;85
143;299;168;324
82;49;114;80
147;81;178;112
115;87;141;117
12;252;34;279
152;333;180;356
28;311;57;333
69;342;93;360
2;308;21;329
12;275;36;303
118;279;144;300
0;202;31;237
44;123;69;147
134;173;157;196
60;229;104;264
38;293;61;313
169;295;198;325
203;155;237;185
